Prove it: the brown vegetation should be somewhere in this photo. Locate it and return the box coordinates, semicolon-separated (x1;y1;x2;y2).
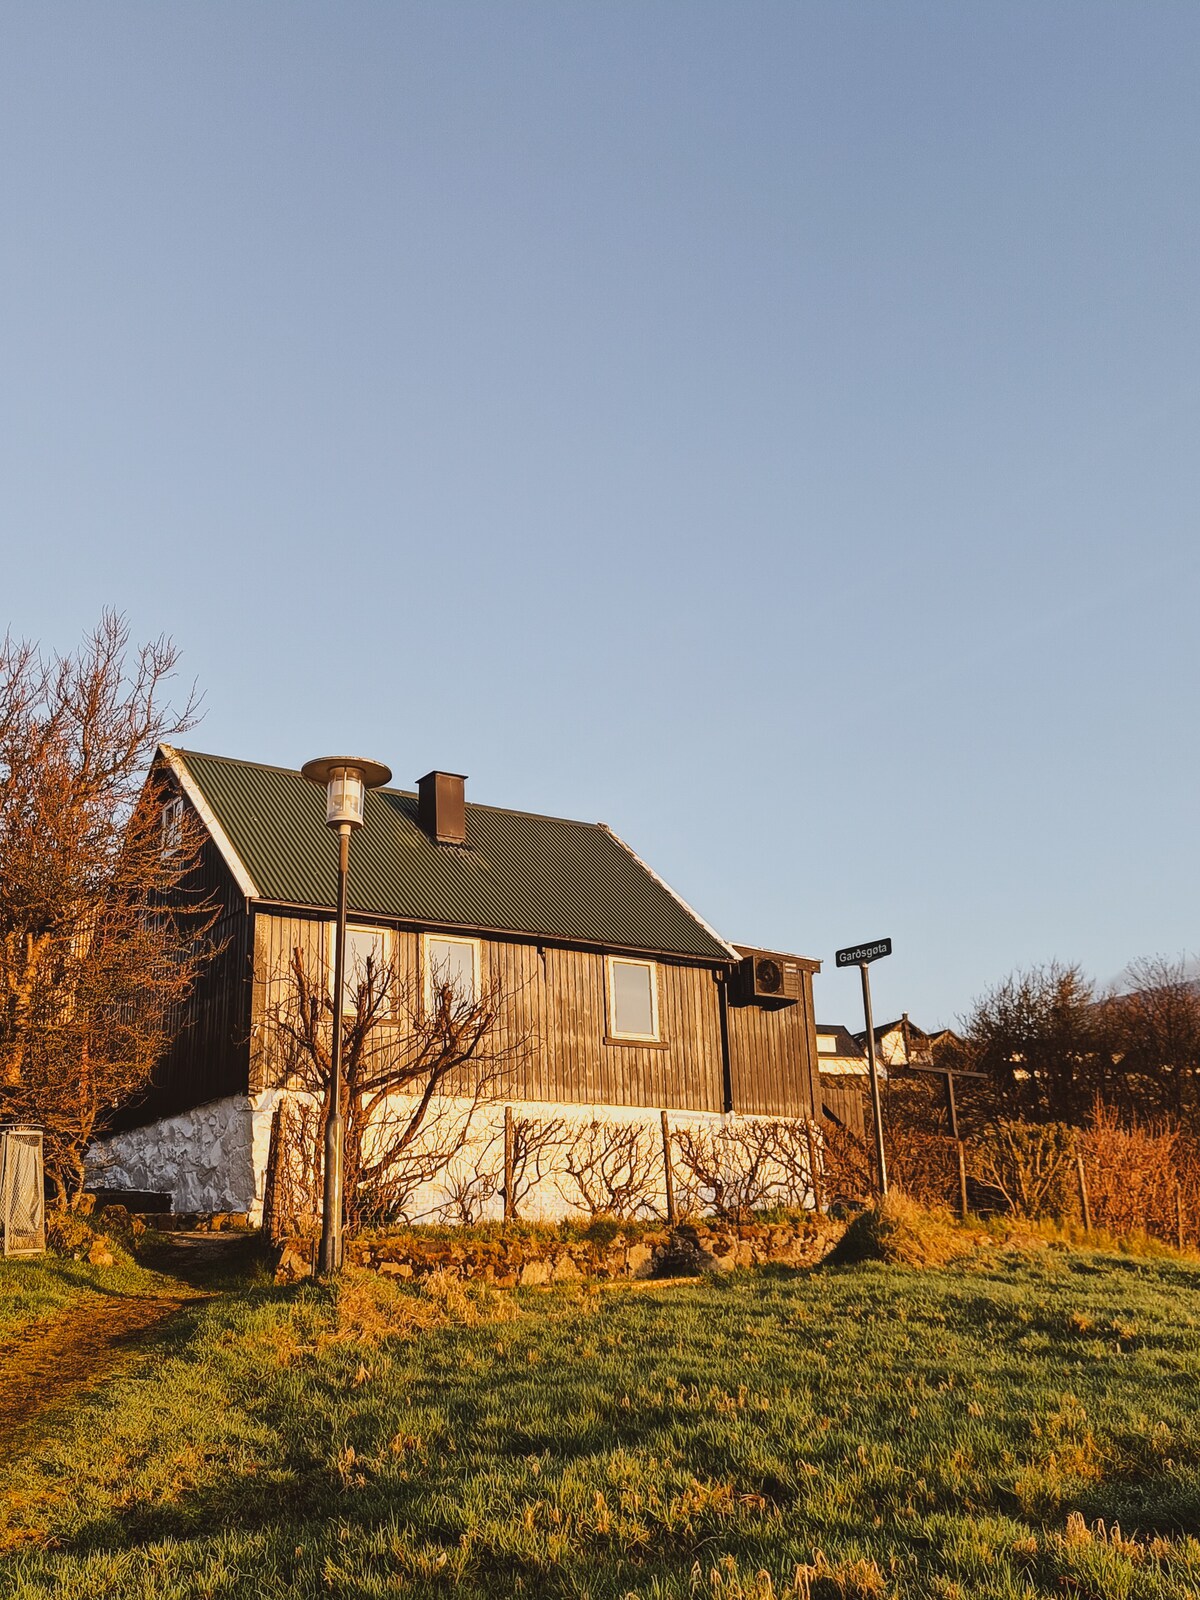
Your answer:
0;614;217;1204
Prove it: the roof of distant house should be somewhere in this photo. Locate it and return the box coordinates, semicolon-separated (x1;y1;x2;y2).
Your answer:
162;747;738;963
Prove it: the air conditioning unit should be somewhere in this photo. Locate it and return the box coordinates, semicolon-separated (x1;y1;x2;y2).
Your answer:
738;953;801;1005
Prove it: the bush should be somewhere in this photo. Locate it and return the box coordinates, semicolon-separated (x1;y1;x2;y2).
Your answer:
970;1121;1077;1220
828;1191;967;1269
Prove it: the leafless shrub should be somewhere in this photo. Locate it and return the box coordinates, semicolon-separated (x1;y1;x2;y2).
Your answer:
558;1119;662;1220
261;1096;322;1243
438;1166;500;1226
670;1119;818;1221
506;1113;569;1219
820;1119;875;1208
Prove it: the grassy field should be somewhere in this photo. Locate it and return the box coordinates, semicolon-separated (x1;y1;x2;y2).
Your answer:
3;1240;1200;1598
0;1251;167;1341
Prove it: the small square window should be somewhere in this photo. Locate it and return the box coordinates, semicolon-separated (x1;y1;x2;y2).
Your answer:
425;934;480;1007
161;797;184;857
608;957;659;1041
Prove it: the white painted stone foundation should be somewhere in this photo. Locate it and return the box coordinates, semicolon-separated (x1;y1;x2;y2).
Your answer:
89;1093;818;1226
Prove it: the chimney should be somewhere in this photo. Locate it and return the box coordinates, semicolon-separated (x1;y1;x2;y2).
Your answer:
417;771;467;845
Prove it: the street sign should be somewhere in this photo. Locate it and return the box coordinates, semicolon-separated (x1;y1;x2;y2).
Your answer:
835;937;892;968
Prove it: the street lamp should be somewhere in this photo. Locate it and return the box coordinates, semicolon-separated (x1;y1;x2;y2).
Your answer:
301;755;392;1275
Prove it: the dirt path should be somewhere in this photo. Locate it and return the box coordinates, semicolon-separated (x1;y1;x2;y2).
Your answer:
0;1291;204;1441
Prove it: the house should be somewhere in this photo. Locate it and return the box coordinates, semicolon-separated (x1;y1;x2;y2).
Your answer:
90;748;824;1221
813;1023;869;1138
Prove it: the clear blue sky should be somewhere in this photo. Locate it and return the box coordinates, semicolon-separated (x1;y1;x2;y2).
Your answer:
3;3;1197;1030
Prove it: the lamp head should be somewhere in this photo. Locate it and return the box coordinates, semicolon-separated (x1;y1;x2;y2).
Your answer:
301;756;392;830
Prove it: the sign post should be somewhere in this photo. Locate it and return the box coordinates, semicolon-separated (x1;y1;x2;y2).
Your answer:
835;938;892;1198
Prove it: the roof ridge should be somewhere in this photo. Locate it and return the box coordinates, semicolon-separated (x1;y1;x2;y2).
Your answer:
176;748;611;832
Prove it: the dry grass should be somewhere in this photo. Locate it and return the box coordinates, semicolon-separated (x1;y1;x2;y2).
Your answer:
828;1191;970;1268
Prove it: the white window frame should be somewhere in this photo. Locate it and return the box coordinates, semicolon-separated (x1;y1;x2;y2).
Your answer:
423;932;482;1010
161;796;184;858
606;955;660;1042
327;923;394;1017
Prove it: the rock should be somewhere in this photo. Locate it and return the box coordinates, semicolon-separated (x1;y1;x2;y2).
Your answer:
87;1240;116;1268
519;1259;551;1287
377;1261;413;1278
274;1243;311;1284
626;1242;654;1278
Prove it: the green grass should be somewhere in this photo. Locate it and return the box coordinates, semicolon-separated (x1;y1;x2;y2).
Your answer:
0;1252;171;1341
4;1245;1200;1598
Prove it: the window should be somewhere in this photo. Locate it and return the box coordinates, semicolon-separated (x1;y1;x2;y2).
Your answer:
328;924;392;1016
160;797;183;857
607;957;659;1041
424;934;480;1007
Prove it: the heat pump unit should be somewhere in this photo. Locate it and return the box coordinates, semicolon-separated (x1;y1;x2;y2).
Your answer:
739;954;801;1004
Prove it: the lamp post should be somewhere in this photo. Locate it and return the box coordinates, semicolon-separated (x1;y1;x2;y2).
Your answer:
301;755;392;1276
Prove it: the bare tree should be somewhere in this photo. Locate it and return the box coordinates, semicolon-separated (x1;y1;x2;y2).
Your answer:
1104;956;1200;1124
260;944;528;1230
0;614;215;1204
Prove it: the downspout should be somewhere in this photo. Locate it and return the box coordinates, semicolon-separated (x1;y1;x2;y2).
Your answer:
718;970;734;1113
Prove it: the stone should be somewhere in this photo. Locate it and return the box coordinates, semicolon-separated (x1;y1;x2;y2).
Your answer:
87;1240;116;1268
519;1259;551;1287
274;1243;311;1284
626;1242;654;1278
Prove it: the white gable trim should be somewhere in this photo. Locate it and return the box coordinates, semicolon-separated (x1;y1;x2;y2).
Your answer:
158;744;260;900
597;824;739;962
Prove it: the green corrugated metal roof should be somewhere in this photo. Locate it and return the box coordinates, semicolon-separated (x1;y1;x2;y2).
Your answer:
175;749;734;962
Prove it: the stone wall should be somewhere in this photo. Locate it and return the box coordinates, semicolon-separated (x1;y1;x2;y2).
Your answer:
275;1215;844;1285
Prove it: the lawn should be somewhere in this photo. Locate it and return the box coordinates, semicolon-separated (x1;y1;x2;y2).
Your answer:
3;1242;1200;1598
0;1251;167;1341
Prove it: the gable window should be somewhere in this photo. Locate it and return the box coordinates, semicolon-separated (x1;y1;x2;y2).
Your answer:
328;924;393;1017
424;934;480;1008
607;957;659;1041
161;797;184;858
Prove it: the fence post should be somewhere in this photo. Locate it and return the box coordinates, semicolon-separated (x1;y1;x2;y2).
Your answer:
955;1140;969;1220
660;1110;677;1225
1177;1183;1185;1253
1075;1148;1092;1232
806;1120;824;1214
503;1105;514;1222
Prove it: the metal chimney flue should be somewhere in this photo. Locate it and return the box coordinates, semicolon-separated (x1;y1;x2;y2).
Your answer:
417;771;467;845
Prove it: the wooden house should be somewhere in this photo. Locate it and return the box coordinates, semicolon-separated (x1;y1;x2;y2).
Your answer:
90;748;823;1219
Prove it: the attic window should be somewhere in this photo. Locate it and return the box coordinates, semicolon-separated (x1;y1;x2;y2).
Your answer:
161;797;184;858
607;957;659;1041
817;1034;837;1055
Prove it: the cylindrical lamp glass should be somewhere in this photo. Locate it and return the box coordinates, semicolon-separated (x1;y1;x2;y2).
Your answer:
325;766;365;828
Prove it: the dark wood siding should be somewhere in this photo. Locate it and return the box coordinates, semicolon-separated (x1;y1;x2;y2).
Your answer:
249;912;727;1113
115;830;253;1128
725;967;820;1118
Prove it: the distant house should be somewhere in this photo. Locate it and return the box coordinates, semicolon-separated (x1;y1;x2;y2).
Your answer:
852;1014;965;1072
91;749;824;1220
